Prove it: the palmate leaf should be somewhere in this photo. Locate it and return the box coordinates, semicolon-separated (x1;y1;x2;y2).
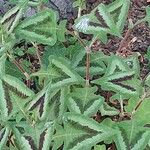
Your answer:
101;118;150;150
12;121;54;150
52;121;97;150
0;0;28;34
68;86;104;117
30;65;61;86
53;113;116;150
131;130;150;150
0;77;34;120
107;0;130;32
15;9;57;45
123;98;150;149
74;0;130;43
117;122;150;150
92;55;141;98
28;57;83;120
0;54;34;119
28;86;68;121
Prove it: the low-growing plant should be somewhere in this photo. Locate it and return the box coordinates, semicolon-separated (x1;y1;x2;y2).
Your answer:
0;0;150;149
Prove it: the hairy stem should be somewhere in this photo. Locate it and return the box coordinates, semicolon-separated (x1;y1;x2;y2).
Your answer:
85;36;98;86
78;7;82;18
86;46;90;86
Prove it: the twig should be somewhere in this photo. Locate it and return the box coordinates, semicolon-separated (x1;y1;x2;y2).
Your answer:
116;28;131;53
117;18;146;54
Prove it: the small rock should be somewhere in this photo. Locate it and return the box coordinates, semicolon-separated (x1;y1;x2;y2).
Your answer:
48;0;73;19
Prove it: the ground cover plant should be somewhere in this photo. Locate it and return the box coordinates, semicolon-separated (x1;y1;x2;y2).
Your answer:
0;0;150;149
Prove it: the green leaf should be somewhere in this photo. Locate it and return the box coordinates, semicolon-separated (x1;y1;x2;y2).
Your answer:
42;43;67;66
0;54;34;119
94;145;106;150
0;2;26;34
57;20;67;42
100;102;119;116
74;0;130;43
126;98;150;126
0;127;10;149
107;0;130;32
28;56;84;120
73;0;86;9
97;4;120;36
15;9;57;45
92;55;141;97
53;113;116;150
145;74;150;87
131;131;150;150
145;6;150;28
101;118;150;150
3;75;34;96
68;86;104;117
65;113;115;133
12;121;54;150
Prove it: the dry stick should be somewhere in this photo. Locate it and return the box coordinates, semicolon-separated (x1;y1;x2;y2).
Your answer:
116;28;132;53
116;18;146;53
7;53;30;79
